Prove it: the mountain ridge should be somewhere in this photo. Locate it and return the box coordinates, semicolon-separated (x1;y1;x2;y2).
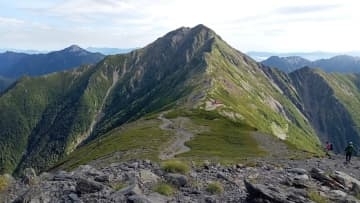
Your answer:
0;45;105;92
262;55;360;73
1;24;359;176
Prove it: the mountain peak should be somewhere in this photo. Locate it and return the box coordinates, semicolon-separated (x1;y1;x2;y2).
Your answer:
63;45;87;53
192;24;211;31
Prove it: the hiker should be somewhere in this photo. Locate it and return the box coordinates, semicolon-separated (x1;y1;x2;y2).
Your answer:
325;141;333;158
345;141;354;163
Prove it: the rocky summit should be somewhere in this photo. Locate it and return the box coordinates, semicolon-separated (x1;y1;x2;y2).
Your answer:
1;154;360;203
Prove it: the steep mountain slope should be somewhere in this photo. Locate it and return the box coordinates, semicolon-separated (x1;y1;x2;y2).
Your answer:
0;45;105;78
288;67;360;152
262;55;360;73
0;25;322;174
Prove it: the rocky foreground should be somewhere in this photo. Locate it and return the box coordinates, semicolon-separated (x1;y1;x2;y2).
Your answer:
2;154;360;202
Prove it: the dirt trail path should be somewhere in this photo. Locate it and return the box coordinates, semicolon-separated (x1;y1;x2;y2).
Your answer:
158;114;194;160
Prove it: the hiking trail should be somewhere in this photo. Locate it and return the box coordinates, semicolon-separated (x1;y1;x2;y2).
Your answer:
158;114;194;160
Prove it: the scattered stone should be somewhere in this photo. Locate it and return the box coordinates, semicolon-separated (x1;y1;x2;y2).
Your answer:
139;169;160;185
165;173;188;187
76;177;104;194
22;168;37;185
127;194;151;203
69;193;82;202
5;157;360;203
287;168;308;175
94;174;109;183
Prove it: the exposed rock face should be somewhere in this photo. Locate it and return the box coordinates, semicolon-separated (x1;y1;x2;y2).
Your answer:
289;67;360;152
3;155;360;202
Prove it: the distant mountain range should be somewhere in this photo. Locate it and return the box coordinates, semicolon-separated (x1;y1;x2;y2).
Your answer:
0;45;105;92
86;47;134;55
262;55;360;73
247;51;360;61
0;47;135;55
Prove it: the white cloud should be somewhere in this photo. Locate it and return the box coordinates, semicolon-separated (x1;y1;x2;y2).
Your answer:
1;0;360;52
0;16;24;25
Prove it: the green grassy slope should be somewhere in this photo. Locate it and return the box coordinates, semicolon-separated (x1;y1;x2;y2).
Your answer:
56;109;266;170
201;38;321;153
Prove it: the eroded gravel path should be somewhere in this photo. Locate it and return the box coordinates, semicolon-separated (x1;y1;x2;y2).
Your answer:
158;114;194;160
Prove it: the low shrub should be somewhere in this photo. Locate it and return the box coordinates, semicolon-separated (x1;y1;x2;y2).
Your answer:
308;190;329;203
0;175;9;191
162;160;190;174
111;181;126;191
154;183;175;196
206;181;223;194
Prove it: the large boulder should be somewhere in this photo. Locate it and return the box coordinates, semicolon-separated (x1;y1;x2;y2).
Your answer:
75;177;104;194
165;173;188;187
310;168;345;190
331;171;360;193
22;168;38;185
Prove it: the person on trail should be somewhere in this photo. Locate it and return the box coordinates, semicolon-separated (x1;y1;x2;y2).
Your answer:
345;141;354;163
325;141;333;158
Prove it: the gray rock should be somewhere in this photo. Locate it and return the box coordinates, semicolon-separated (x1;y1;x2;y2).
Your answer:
110;192;127;202
94;174;110;183
127;194;151;203
117;182;142;196
139;169;160;185
75;177;104;194
204;195;217;203
331;171;360;192
327;190;360;203
68;193;82;203
53;171;74;181
216;172;229;181
244;179;293;203
165;173;188;187
128;162;140;169
145;193;169;203
22;168;37;185
73;164;103;177
310;168;345;190
287;168;308;175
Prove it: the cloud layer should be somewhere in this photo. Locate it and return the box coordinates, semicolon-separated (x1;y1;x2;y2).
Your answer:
0;0;359;52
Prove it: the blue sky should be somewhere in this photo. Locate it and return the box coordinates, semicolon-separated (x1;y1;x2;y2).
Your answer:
0;0;359;52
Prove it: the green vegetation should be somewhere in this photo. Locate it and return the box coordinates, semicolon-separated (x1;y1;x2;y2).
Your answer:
206;181;224;194
308;190;329;203
166;109;266;164
111;182;127;191
161;160;190;174
154;183;175;196
57;119;171;170
0;175;9;191
202;40;322;154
